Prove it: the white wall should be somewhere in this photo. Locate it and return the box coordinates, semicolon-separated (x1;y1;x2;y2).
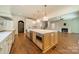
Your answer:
13;16;36;34
13;16;26;34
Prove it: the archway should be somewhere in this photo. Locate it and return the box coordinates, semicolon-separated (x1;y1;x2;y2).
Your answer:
18;20;24;33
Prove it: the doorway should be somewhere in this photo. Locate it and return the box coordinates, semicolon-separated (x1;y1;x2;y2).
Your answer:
18;20;24;33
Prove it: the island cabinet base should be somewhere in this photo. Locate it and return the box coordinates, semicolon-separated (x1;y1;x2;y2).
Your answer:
31;31;58;53
42;44;57;53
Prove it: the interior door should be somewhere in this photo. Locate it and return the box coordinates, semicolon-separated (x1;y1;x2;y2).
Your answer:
18;21;24;33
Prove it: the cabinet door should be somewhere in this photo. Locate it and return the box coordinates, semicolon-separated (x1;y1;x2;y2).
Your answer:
0;42;5;54
50;32;58;46
0;35;13;54
4;37;10;54
43;33;51;50
31;31;36;43
7;34;13;53
12;31;15;43
0;40;9;54
0;32;14;54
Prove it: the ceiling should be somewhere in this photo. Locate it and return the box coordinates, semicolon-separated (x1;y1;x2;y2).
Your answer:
11;5;79;20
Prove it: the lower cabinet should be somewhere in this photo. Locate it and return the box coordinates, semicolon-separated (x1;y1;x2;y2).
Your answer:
0;32;15;54
31;31;58;53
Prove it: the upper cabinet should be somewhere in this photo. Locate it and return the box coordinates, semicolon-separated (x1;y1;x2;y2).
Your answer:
0;6;12;20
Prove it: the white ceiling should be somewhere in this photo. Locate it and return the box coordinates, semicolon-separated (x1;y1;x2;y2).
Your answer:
11;5;79;20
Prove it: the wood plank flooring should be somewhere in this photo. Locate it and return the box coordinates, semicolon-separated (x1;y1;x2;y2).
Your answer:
10;33;42;54
10;32;79;54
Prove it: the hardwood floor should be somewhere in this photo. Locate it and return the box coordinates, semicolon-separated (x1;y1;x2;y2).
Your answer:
10;33;42;54
10;32;79;54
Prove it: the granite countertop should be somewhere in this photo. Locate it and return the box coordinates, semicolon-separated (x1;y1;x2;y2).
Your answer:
0;31;12;43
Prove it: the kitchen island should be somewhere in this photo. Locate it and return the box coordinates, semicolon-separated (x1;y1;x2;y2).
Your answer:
28;29;58;53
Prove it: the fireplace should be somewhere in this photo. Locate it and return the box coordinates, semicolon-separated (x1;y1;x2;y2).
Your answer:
61;28;68;32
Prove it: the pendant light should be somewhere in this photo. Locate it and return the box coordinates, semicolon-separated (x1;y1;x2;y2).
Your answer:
43;5;48;21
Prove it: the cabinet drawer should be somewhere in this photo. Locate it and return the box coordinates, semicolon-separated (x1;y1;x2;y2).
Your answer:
0;43;5;53
0;40;9;54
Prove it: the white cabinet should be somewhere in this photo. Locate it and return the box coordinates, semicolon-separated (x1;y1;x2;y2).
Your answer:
0;19;4;31
0;31;15;54
0;41;6;53
3;20;14;30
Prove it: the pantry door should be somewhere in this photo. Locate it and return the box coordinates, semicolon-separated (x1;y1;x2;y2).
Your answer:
18;21;24;33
